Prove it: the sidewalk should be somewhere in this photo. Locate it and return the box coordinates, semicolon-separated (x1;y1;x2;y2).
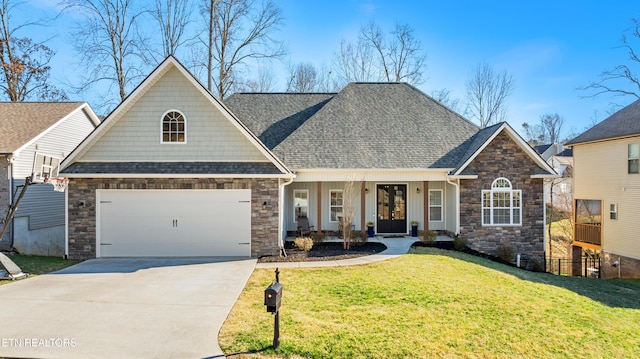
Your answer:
256;237;418;269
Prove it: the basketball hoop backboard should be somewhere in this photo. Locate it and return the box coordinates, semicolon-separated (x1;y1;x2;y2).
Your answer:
31;153;61;183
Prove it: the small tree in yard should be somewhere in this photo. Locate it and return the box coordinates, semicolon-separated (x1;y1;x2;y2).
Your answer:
341;178;359;250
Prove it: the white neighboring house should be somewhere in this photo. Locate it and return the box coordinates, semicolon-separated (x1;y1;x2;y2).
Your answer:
534;143;573;213
0;102;100;256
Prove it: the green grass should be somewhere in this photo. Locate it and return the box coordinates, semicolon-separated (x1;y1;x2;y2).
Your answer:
220;247;640;358
1;254;79;285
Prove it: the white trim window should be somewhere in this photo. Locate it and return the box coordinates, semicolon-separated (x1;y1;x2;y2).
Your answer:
610;203;618;220
482;178;521;226
429;189;443;222
628;143;639;174
293;190;308;222
330;190;343;222
161;110;186;143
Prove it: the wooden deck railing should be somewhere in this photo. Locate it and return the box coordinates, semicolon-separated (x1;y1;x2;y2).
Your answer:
574;223;601;246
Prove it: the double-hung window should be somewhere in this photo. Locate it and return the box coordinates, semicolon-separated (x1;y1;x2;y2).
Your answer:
629;144;639;174
429;189;443;222
330;190;343;222
482;178;521;226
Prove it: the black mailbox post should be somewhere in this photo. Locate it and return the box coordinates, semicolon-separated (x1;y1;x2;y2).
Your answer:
264;268;282;349
264;282;282;313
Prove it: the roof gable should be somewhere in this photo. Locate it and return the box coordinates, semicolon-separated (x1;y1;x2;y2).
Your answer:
567;98;640;145
451;122;556;178
227;83;480;169
62;56;290;176
0;102;99;154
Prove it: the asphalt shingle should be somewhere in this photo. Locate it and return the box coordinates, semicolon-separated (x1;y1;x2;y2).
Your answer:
0;102;85;153
567;98;640;145
225;83;479;169
61;162;283;175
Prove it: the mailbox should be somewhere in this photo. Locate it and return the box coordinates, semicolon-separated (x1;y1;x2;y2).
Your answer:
264;282;283;312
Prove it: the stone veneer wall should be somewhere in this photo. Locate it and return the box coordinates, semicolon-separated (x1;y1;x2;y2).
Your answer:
0;158;10;247
67;177;280;260
459;131;545;262
600;251;640;279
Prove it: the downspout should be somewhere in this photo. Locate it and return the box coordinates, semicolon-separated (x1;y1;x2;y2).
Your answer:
279;174;295;256
5;155;14;248
446;176;460;235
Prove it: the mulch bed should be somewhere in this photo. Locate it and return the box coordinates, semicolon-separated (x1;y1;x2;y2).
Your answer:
258;241;388;263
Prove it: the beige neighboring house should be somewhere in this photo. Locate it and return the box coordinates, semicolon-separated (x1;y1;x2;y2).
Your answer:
0;102;100;256
567;99;640;278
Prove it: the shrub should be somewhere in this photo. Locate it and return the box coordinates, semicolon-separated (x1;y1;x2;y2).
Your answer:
351;230;368;244
294;237;313;251
495;245;515;264
526;256;544;272
310;231;324;244
419;230;437;245
453;237;468;251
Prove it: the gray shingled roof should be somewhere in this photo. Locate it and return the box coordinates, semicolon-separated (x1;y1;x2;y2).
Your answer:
225;83;479;169
567;98;640;145
447;122;504;174
225;93;335;149
0;102;84;153
62;162;283;175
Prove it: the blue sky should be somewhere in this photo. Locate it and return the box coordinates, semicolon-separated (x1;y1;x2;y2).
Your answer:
13;1;640;139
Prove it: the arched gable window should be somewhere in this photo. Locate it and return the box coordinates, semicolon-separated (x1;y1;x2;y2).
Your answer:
161;110;186;143
482;177;521;226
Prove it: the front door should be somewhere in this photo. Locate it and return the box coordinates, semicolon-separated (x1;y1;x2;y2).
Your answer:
376;184;407;233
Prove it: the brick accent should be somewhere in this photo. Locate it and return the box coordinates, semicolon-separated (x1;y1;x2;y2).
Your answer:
459;131;545;262
600;251;640;279
67;178;280;260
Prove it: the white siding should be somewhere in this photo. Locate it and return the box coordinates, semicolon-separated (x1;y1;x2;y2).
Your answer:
12;108;97;230
284;180;455;234
13;108;97;178
574;137;640;259
80;66;265;162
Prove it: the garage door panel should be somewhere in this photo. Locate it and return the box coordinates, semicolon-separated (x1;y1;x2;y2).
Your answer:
98;190;251;257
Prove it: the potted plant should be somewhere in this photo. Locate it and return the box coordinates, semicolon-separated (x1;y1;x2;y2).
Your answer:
366;221;375;238
410;220;419;237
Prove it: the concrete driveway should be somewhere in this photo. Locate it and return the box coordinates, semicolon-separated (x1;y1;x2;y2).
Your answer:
0;257;257;359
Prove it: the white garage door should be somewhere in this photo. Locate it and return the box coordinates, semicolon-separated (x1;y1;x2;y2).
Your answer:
97;190;251;257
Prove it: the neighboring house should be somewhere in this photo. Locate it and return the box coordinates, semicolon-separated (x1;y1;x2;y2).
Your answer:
567;99;640;278
61;56;556;263
534;143;573;212
0;102;100;256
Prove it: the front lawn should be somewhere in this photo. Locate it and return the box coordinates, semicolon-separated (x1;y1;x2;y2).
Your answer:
220;247;640;358
1;254;79;285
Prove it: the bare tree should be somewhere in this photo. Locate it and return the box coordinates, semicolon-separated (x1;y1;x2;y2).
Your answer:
153;0;193;57
333;37;377;85
341;178;359;250
0;0;66;101
431;88;461;113
64;0;149;109
199;0;286;99
465;62;515;128
333;21;427;86
243;66;276;92
360;21;426;84
522;113;564;145
580;17;640;100
286;62;317;92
